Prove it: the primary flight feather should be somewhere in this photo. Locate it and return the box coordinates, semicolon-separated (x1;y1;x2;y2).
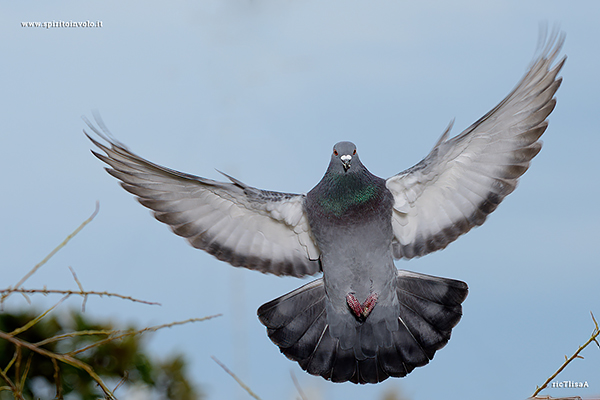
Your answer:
87;32;565;384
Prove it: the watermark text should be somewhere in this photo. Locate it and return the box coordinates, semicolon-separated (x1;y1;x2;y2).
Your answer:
551;380;589;388
21;20;102;29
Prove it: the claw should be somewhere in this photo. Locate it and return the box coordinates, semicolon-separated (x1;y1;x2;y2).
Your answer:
346;293;363;317
346;292;378;320
361;293;378;318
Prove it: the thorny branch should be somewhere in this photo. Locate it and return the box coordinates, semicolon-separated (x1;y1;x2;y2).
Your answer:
0;203;220;399
0;288;161;307
4;202;99;300
0;329;116;399
531;312;600;398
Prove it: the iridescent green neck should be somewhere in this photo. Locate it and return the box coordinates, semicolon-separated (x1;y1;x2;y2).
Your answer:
318;173;380;218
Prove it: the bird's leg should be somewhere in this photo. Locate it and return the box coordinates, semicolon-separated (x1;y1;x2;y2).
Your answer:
346;293;364;318
361;292;378;318
346;292;379;320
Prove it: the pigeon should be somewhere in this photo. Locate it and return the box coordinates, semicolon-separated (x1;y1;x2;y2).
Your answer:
86;32;565;384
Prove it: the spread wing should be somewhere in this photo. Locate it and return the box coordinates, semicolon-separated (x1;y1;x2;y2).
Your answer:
386;31;566;259
86;122;321;277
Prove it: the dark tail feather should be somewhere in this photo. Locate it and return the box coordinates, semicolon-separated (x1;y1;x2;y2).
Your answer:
257;279;337;378
257;271;468;384
377;269;468;378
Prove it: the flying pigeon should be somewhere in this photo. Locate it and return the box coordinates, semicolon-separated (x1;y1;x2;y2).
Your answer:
86;32;565;384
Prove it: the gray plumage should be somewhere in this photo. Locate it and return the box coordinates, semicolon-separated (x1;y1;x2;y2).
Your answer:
86;32;565;384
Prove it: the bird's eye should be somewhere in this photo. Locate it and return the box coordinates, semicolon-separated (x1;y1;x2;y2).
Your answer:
333;150;338;156
353;149;356;155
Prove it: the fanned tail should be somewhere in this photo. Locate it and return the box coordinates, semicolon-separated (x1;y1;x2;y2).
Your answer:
257;270;468;384
381;270;468;376
257;279;336;378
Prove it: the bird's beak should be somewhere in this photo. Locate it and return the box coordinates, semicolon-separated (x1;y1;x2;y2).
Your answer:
340;155;352;172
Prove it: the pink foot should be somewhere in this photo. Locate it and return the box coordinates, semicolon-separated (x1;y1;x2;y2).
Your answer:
346;292;379;319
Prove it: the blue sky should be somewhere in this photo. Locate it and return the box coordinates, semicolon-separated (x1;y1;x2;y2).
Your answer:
2;1;599;399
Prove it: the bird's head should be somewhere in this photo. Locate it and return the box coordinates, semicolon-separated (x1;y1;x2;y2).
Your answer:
331;141;358;173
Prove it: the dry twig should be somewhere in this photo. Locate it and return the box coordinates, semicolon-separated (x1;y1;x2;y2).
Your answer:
290;370;307;400
531;312;600;398
0;203;218;399
2;202;99;304
0;329;116;398
211;355;262;400
0;288;160;306
8;297;67;337
69;315;222;356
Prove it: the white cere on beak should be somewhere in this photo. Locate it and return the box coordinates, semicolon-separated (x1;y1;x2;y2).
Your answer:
340;154;352;171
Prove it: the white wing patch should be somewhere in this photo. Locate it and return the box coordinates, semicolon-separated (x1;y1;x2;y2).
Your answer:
386;32;565;259
87;125;321;277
